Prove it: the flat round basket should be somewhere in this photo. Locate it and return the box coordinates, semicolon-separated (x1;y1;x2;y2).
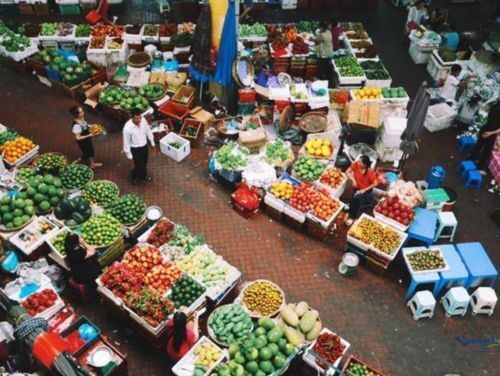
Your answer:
0;214;35;233
238;279;286;318
34;152;68;175
299;112;327;133
62;163;94;191
142;85;167;101
82;180;120;207
127;52;152;68
207;303;254;347
216;119;240;140
232;56;255;88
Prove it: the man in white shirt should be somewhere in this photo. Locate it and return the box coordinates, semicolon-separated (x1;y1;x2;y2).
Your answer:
123;109;155;185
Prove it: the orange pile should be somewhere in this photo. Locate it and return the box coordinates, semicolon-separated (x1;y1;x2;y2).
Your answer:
312;194;341;221
1;137;36;164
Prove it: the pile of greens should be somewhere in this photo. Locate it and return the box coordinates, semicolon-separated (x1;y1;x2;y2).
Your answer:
214;141;250;171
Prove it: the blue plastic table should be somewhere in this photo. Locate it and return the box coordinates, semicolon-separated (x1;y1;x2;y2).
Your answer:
434;244;469;296
406;208;438;247
403;247;441;300
456;242;498;289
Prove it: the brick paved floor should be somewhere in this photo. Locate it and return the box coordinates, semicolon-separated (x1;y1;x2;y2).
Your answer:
1;1;500;375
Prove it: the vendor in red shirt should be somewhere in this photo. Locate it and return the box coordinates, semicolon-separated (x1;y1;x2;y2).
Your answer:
345;155;378;225
331;19;342;51
166;312;199;361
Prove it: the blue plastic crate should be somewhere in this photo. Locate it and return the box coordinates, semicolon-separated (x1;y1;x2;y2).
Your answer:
44;65;61;82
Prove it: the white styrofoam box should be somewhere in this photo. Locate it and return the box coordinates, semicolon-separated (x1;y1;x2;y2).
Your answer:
264;192;286;212
172;336;227;376
375;141;404;163
302;328;351;373
45;227;71;270
306;198;344;229
426;54;451;82
365;77;392;88
10;216;59;256
4;43;39;62
402;247;450;275
55;0;79;4
380;117;407;148
409;42;432;65
281;0;297;10
160;133;191;162
424;102;457;133
283;204;306;223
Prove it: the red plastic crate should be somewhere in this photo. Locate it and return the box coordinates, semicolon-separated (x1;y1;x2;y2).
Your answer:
158;101;190;122
238;89;256;103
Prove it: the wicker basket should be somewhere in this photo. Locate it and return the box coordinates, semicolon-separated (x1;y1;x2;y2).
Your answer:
299;112;328;133
237;279;286;318
82;180;120;207
0;214;35;233
61;163;94;191
127;52;152;68
207;303;254;347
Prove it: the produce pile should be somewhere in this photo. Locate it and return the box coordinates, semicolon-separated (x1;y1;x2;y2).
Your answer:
100;262;142;299
171;32;193;47
35;153;66;175
122;245;164;274
290;84;308;101
98;86;126;105
139;84;166;100
374;196;414;227
108;37;124;50
54;197;92;227
334;57;364;77
304;138;333;159
311;194;342;222
159;22;177;37
26;174;65;214
50;229;69;255
48;57;93;85
168;225;203;255
91;24;123;38
214;142;250;171
57;23;74;37
289;184;321;213
355;46;379;59
346;360;382;376
209;304;253;345
170;275;206;309
22;289;58;317
331;90;349;105
106;194;145;225
1;31;31;53
293;155;324;181
60;164;93;190
350;40;373;49
296;21;320;33
89;36;106;49
193;341;223;371
407;250;447;272
359;61;385;71
81;213;122;247
365;70;390;80
438;48;457;62
291;37;309;55
263;139;293;167
382;87;407;99
1;136;36;165
270;181;295;200
144;264;182;293
40;23;57;37
0;129;19;147
124;287;175;328
82;180;119;207
242;281;284;317
239;23;267;38
0;195;35;230
278;302;322;345
75;24;92;38
348;217;402;255
177;22;195;34
118;90;149;112
146;219;175;247
352;87;383;100
311;331;346;370
319;168;346;191
142;24;159;37
15;167;35;185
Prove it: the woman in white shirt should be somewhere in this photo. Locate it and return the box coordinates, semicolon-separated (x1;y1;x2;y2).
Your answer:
69;106;102;168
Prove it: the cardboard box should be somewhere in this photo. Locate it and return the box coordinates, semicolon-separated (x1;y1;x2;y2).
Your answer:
84;82;109;109
343;100;381;128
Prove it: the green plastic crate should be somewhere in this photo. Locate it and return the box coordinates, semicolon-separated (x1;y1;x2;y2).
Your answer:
238;102;256;116
59;4;80;15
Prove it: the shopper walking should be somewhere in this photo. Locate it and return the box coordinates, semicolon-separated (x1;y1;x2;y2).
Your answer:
313;21;334;83
166;312;199;361
69;106;102;168
123;109;155;185
470;102;500;175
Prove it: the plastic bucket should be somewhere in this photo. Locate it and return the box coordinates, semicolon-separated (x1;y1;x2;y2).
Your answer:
442;186;457;212
86;10;101;25
338;252;359;276
426;165;446;189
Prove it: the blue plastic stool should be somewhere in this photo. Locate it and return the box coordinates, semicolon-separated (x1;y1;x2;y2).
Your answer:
457;160;476;179
465;170;482;189
457;136;476;153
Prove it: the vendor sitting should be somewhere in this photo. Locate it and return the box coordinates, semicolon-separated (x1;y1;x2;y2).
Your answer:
65;233;102;285
166;312;199;361
345;156;378;225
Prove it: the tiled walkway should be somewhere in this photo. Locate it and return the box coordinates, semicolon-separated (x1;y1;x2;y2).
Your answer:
1;1;499;375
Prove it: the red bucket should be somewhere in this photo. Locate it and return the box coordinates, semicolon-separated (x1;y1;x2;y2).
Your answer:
86;10;101;25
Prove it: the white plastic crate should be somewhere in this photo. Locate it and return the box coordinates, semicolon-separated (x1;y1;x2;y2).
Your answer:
402;247;450;275
172;336;227;376
302;328;351;374
45;227;71;270
424;103;457;133
160;133;191;162
426;54;451;82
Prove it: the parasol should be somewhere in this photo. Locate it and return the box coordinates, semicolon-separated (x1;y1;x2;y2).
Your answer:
189;3;213;83
211;0;237;88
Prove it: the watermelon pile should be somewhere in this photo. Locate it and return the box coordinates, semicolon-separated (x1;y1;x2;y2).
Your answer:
0;195;35;230
106;194;146;225
26;175;66;214
54;197;92;227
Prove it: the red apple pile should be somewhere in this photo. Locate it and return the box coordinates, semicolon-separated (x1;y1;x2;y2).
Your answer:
289;183;321;212
123;245;164;274
22;289;58;316
375;196;414;226
144;264;182;293
319;168;346;190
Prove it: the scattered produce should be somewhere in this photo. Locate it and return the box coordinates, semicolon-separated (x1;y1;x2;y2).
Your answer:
168;225;203;254
124;287;175;328
312;195;341;222
100;262;142;299
82;180;119;207
209;304;253;345
293;155;324;181
106;194;145;224
50;229;69;255
214;142;249;171
60;164;93;190
382;87;407;99
304;138;333;159
319;168;346;191
348;217;402;255
15;167;36;185
75;24;92;38
54;197;92;227
335;57;364;77
0;195;35;230
177;245;230;288
312;332;346;370
374;196;414;226
170;275;206;309
81;213;122;247
123;245;164;275
108;37;124;50
22;289;58;317
26;174;65;214
353;87;383;100
242;281;284;317
263;139;293;166
35;153;66;175
346;360;382;376
147;219;175;247
143;24;159;37
159;22;177;37
89;36;106;49
407;250;446;271
57;23;74;37
139;83;166;100
40;23;57;36
171;32;193;47
194;342;223;369
227;317;295;375
239;23;267;38
289;184;321;213
278;302;322;344
144;264;182;293
270;181;295;200
1;136;36;165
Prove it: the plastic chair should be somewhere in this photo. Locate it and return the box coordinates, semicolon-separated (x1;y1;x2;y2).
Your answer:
464;170;482;189
440;287;470;317
457;136;476;153
457;160;476;179
470;287;497;316
408;291;436;320
435;212;458;242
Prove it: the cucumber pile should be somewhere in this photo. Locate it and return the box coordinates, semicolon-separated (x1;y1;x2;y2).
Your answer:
209;304;253;345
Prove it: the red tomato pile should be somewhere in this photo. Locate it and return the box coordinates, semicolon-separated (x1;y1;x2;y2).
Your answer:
22;289;58;316
312;332;346;369
312;195;341;221
100;262;142;299
122;245;163;274
333;91;349;104
144;264;182;293
319;168;345;190
289;184;321;212
375;196;414;226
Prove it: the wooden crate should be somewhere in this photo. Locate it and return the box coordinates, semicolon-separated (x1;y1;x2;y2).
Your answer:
179;119;204;147
61;79;91;100
364;255;388;276
342;355;387;376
